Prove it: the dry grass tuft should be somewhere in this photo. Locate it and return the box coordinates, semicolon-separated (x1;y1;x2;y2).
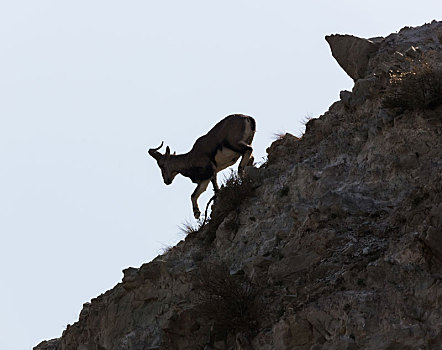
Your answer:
272;132;287;141
159;244;174;256
178;219;205;236
219;171;255;212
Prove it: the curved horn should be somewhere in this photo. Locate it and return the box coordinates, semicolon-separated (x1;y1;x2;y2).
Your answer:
151;141;164;152
148;141;164;160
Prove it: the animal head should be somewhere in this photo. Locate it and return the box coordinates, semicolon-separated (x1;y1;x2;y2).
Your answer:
148;142;178;185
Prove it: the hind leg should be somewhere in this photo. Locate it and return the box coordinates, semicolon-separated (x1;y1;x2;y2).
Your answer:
210;162;219;193
238;145;254;175
211;174;219;193
227;140;254;176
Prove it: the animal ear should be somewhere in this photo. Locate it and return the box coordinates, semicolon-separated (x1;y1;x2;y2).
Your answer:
165;146;171;157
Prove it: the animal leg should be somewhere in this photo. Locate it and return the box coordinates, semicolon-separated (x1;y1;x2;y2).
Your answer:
211;173;219;193
191;179;210;219
238;140;253;152
238;149;253;176
209;161;219;193
228;140;254;175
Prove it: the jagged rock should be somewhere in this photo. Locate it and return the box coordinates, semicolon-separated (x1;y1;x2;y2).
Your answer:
339;90;352;107
325;34;381;80
78;302;90;320
121;267;141;290
35;21;442;350
350;76;379;106
265;132;300;166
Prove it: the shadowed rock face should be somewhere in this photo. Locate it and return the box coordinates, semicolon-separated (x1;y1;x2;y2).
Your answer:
35;21;442;350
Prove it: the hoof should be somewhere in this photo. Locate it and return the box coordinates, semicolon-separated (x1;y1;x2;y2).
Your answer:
193;208;201;219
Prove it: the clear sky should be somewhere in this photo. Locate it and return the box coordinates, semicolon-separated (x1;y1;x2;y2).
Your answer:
0;1;440;349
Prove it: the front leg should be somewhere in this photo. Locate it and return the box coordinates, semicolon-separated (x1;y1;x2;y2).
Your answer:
211;173;219;193
191;179;210;219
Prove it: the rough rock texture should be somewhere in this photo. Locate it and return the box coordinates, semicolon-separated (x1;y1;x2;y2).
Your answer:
35;21;442;350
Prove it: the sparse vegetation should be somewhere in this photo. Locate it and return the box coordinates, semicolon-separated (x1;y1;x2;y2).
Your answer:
205;171;256;236
298;114;316;137
178;219;206;236
219;171;255;213
196;262;263;336
383;57;442;110
302;113;315;125
159;244;174;255
273;131;287;140
178;171;256;238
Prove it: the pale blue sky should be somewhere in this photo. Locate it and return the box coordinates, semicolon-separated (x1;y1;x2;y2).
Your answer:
0;1;440;349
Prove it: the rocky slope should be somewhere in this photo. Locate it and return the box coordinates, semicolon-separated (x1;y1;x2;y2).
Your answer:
35;21;442;350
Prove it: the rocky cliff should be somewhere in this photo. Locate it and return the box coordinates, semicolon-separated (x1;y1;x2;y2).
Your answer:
35;21;442;350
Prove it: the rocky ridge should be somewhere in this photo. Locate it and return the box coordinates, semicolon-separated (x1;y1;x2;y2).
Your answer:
36;21;442;350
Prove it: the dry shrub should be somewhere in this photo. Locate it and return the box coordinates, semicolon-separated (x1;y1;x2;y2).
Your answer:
218;171;255;214
383;59;442;110
206;171;255;234
196;262;263;336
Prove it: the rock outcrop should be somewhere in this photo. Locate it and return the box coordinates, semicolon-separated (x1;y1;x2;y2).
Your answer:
35;21;442;350
325;34;381;81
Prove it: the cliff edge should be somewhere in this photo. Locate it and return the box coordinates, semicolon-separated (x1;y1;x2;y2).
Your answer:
36;21;442;350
